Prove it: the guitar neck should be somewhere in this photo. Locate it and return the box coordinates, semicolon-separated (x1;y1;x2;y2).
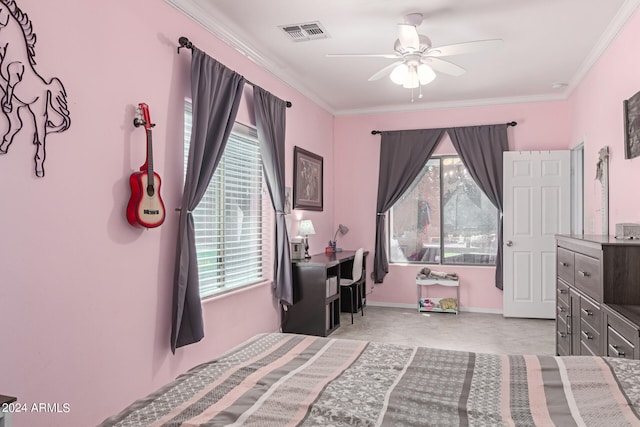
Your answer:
146;128;154;184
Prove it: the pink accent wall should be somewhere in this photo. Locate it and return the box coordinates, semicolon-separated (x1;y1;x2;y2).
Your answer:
0;1;333;426
568;8;640;235
2;1;640;426
334;102;571;311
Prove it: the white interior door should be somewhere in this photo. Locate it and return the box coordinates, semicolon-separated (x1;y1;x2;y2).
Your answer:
503;151;570;318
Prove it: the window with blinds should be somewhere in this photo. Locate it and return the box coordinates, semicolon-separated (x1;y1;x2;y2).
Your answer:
184;101;267;298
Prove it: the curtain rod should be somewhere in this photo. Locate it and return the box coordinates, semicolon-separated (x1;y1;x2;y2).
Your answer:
177;37;292;108
370;121;517;135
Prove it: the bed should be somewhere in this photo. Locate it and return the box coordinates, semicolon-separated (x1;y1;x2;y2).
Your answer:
99;333;640;426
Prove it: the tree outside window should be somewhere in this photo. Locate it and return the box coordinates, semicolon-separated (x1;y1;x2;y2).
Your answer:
389;156;498;265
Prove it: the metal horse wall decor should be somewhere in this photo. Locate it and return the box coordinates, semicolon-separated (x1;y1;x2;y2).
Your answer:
0;0;70;177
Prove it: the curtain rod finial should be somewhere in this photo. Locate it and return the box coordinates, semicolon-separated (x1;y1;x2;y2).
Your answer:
178;37;193;53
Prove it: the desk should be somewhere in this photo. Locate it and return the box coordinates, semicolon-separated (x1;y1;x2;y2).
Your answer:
0;395;16;427
284;250;368;336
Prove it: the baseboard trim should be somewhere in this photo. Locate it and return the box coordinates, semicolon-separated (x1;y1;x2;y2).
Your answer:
366;301;503;315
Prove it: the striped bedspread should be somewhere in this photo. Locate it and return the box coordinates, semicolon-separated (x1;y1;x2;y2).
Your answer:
100;333;640;426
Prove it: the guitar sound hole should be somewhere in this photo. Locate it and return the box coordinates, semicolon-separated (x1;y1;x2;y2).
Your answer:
147;186;155;197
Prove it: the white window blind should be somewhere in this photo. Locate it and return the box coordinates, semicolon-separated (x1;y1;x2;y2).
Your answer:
184;101;267;298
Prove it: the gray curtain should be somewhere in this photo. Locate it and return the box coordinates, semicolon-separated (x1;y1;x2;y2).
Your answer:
171;48;245;353
253;86;293;306
374;129;446;283
447;124;509;289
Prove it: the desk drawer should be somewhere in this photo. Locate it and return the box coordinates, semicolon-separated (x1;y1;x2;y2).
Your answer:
574;253;601;301
579;295;602;333
557;247;575;284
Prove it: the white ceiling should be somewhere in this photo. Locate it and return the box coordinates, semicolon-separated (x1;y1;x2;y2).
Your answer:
166;0;639;115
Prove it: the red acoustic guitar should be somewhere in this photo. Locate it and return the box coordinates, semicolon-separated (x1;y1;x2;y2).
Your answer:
126;103;166;228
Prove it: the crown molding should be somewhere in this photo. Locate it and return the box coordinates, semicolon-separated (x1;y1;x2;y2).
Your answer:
334;93;569;116
567;0;640;95
164;0;336;114
166;0;639;117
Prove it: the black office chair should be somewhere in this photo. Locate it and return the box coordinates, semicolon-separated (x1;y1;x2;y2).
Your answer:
340;248;365;324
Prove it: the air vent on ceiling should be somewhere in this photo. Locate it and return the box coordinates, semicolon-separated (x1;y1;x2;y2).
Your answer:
279;21;329;42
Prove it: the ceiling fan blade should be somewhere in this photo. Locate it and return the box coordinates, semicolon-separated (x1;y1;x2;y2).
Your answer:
368;61;404;81
422;57;466;76
398;24;420;51
427;39;503;57
326;53;399;59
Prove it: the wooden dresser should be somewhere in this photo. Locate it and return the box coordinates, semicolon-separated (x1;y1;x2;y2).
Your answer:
556;235;640;359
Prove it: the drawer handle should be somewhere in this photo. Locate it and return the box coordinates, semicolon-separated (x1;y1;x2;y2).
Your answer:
577;270;591;278
609;344;626;357
559;332;567;338
560;261;569;267
581;330;593;340
581;308;593;316
558;306;566;313
558;289;567;295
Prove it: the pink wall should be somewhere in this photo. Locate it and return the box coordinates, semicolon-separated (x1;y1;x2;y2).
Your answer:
568;8;640;235
0;1;333;426
2;1;640;425
334;102;571;312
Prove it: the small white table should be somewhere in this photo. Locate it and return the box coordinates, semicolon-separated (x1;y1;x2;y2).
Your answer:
416;278;460;314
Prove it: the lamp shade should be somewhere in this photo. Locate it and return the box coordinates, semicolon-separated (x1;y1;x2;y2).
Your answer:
333;224;349;241
402;65;419;89
417;64;436;85
299;219;316;236
390;62;436;88
389;63;409;85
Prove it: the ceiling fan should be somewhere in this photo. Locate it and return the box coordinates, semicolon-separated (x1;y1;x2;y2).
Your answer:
327;13;502;96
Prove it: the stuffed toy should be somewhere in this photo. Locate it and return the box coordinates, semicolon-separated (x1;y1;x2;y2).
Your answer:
439;298;458;311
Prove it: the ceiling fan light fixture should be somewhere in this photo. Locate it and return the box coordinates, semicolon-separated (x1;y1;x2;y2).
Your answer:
402;65;420;89
417;64;436;85
390;63;409;85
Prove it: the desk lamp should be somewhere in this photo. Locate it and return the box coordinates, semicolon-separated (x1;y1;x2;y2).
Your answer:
299;219;316;259
331;224;349;252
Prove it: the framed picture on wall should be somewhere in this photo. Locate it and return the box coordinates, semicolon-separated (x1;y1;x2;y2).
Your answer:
624;90;640;159
293;146;323;211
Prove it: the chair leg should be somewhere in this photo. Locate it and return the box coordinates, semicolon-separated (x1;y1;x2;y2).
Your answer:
348;286;354;324
359;282;364;317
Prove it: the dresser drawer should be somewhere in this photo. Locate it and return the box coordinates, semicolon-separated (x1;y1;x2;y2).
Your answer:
579;295;602;333
557;297;570;317
579;318;601;356
556;303;571;356
557;247;575;284
605;307;640;359
607;326;635;359
556;279;570;306
574;253;601;301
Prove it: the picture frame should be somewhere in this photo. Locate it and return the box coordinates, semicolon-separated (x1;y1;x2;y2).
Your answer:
624;90;640;159
293;146;323;211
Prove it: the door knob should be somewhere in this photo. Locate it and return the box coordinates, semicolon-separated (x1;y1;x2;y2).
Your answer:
506;240;513;246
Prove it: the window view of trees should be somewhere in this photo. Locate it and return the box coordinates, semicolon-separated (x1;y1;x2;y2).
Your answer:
389;157;498;265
